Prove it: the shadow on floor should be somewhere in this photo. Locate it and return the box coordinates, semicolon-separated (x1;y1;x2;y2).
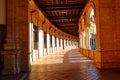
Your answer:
1;49;120;80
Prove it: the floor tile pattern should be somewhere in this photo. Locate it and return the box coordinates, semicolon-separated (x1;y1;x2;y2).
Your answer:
26;49;120;80
0;49;120;80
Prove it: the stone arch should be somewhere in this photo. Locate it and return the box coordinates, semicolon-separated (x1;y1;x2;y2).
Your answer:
86;1;96;50
86;1;96;27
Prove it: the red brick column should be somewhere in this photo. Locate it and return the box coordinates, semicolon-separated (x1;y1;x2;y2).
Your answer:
1;0;31;75
1;50;21;75
95;0;120;68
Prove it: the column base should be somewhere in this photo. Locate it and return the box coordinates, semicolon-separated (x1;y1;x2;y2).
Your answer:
80;48;120;69
0;50;31;75
94;51;120;69
95;62;120;69
1;50;21;75
95;62;102;68
2;67;17;75
20;51;31;72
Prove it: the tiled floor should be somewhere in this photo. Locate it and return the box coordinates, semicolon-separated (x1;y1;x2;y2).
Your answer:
0;49;120;80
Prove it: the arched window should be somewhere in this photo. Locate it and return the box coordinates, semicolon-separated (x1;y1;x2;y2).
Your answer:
89;8;96;50
90;9;94;22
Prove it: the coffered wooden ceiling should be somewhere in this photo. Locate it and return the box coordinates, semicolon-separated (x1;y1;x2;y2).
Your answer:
34;0;88;36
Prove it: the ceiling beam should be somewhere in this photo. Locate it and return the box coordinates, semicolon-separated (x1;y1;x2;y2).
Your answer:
40;4;85;11
54;23;78;26
60;28;78;30
61;30;78;32
64;30;78;33
52;21;78;24
59;27;77;30
48;15;80;20
63;31;78;36
60;29;78;31
50;19;78;22
57;24;78;27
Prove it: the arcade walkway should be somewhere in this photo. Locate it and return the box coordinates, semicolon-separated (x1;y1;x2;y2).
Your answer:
0;49;120;80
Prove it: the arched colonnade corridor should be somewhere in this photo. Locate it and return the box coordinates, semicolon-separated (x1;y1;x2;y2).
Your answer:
0;0;120;80
29;23;78;63
1;49;120;80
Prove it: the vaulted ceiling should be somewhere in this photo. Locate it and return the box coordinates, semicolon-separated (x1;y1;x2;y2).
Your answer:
34;0;88;36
